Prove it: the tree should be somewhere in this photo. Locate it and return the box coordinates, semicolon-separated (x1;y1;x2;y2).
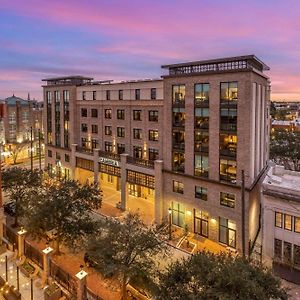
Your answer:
270;129;300;171
86;213;167;299
2;167;42;226
157;251;288;300
9;142;27;164
24;178;102;254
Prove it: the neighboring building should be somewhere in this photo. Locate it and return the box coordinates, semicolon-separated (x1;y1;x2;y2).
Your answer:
0;95;44;160
262;165;300;284
43;55;270;255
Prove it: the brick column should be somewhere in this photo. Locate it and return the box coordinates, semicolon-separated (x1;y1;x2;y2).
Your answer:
93;149;100;184
154;160;164;224
17;228;27;258
120;154;128;211
70;144;78;180
42;245;53;277
0;208;6;245
75;268;88;300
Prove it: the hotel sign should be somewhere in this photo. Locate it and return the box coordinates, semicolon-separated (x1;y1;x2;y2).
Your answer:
99;157;120;167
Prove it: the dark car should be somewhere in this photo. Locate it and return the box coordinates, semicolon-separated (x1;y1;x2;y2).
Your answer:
4;201;16;216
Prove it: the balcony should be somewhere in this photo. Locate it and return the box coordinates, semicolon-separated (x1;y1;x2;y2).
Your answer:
98;150;120;161
76;146;93;155
127;156;154;169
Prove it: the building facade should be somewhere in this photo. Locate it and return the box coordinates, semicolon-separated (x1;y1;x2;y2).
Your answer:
43;55;270;255
262;165;300;283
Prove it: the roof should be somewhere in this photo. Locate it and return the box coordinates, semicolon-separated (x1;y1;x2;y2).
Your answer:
3;95;29;106
42;75;93;81
161;55;270;71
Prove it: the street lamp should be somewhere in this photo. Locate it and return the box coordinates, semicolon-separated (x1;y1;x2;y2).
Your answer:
168;208;172;241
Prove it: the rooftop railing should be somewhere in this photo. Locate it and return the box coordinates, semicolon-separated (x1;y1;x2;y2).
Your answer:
127;156;154;169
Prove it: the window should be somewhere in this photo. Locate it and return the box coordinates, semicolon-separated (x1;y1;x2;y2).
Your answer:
91;139;98;149
172;202;185;227
55;90;60;101
220;134;237;157
105;126;112;136
220;159;237;183
133;129;142;139
220;192;235;208
117;127;125;138
149;110;158;122
283;241;292;264
81;138;88;148
117;109;125;120
173;108;185;127
135;89;140;100
173;130;185;150
172;85;185;104
194;131;209;153
119;90;123;100
148;148;158;161
82;91;86;100
46;91;52;104
63;90;70;101
106;90;110;100
56;152;61;160
48;150;52;157
221;82;238;102
93;91;96;100
127;170;155;189
65;154;70;162
294;245;300;267
194;155;209;178
133;110;142;121
173;152;185;173
81;108;87;117
195;108;209;129
195;83;209;104
220;108;237;131
91;109;98;118
194;210;209;237
81;123;88;132
91;124;98;134
149;130;158;141
295;216;300;233
284;214;292;231
105;141;113;152
274;239;282;260
117;143;125;154
219;217;236;248
151;88;156;100
105;109;112;119
173;180;183;194
133;146;143;158
275;212;283;228
195;186;207;201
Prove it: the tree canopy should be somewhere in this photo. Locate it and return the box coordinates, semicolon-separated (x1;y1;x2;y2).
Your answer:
86;213;167;299
157;251;288;300
2;167;42;226
24;178;102;253
270;129;300;171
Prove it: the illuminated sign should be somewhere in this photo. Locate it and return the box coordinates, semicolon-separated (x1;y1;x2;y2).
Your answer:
99;157;120;167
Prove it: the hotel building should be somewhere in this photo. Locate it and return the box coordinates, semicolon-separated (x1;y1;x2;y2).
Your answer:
43;55;270;255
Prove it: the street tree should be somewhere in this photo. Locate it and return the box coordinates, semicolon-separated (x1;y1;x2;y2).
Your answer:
270;129;300;171
86;213;167;299
2;167;42;226
24;178;102;254
157;251;288;300
9;142;28;164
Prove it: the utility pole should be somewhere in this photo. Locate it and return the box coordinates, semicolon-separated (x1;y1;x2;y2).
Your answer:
241;170;246;258
38;129;42;171
30;126;33;171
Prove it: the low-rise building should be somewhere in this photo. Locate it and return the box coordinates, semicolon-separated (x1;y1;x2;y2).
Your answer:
262;165;300;283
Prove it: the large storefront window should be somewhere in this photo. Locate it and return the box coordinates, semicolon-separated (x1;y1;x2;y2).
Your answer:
194;155;208;178
194;210;209;237
283;241;292;264
172;202;185;228
294;245;300;268
274;239;282;260
219;217;236;248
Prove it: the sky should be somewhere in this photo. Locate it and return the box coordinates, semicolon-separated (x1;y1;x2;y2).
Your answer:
0;0;300;101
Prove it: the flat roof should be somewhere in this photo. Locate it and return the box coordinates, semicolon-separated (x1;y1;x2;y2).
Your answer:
161;55;270;71
42;75;93;81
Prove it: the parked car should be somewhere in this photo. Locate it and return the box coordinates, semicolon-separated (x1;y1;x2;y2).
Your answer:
4;201;16;216
126;279;152;300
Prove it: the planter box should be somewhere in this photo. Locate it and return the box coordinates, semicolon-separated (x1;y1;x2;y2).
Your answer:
44;283;62;300
19;261;35;277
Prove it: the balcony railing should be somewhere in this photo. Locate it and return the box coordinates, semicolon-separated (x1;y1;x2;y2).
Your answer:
76;146;94;155
98;150;120;161
127;156;154;169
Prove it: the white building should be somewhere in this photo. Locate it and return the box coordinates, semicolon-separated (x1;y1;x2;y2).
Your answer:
262;165;300;283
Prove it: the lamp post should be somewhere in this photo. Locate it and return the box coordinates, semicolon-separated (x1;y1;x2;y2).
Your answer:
30;126;33;171
38;129;42;171
168;208;172;241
